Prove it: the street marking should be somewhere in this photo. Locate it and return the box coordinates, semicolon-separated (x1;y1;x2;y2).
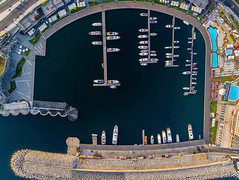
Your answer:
27;60;32;66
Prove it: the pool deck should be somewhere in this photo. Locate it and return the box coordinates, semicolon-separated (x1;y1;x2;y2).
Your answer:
42;1;211;145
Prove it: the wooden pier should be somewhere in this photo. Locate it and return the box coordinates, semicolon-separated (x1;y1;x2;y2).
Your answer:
93;11;120;88
165;16;179;67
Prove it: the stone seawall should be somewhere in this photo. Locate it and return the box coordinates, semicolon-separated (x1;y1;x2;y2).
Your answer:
10;149;239;180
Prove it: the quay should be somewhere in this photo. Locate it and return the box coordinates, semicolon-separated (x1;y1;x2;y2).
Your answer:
93;11;120;89
165;16;179;67
30;100;78;121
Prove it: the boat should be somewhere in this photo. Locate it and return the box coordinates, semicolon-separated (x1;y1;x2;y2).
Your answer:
182;71;191;75
174;27;181;30
112;125;118;145
93;79;104;83
107;32;119;36
192;82;197;85
150;33;157;36
185;64;191;67
139;58;149;62
174;40;180;43
150;20;157;24
192;71;197;74
176;134;180;143
193;68;198;70
89;31;101;35
138;35;148;38
151;135;154;144
192;77;197;80
188;41;192;44
150;50;156;53
144;136;147;144
174;46;180;48
139;52;148;56
165;25;173;28
187;48;191;51
183;21;189;25
188;124;194;140
138;46;148;49
165;46;172;49
139;41;148;44
188;37;192;40
157;134;161;144
166;53;172;55
150;58;159;62
193;63;197;65
150;17;157;20
140;62;147;66
150;54;157;57
139;29;148;32
162;131;167;144
140;13;148;16
174;55;179;57
193;52;197;55
186;60;191;63
183;87;190;90
101;131;106;145
140;50;148;53
192;73;197;76
107;48;120;52
92;41;102;45
106;36;120;40
108;80;119;84
166;128;172;143
166;55;172;58
199;135;201;139
92;22;102;26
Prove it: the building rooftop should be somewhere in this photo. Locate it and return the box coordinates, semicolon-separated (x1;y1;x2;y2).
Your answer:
188;0;208;9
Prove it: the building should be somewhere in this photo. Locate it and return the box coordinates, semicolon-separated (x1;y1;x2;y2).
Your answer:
188;0;209;9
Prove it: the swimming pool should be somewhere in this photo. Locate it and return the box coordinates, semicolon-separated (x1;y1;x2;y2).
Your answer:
207;26;218;51
225;49;232;55
228;85;239;101
212;53;217;68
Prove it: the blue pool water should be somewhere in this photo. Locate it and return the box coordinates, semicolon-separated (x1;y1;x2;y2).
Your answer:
225;49;232;55
212;53;217;68
228;85;239;101
208;26;218;51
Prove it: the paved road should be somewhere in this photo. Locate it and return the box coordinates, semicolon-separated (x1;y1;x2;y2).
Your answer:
0;0;19;14
223;0;239;17
0;0;38;30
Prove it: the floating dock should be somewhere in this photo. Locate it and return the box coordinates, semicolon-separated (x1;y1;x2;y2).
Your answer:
92;11;120;88
165;16;179;67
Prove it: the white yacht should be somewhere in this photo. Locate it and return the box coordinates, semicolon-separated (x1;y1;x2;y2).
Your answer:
150;17;157;20
89;31;101;35
138;46;148;49
182;71;191;75
139;41;148;44
101;131;106;145
108;80;119;84
107;48;120;52
92;22;102;26
162;130;167;144
157;134;161;144
188;124;193;140
150;33;157;36
139;29;148;32
183;21;189;25
92;41;102;45
140;13;148;16
107;32;119;36
138;35;148;38
112;125;118;145
106;36;120;40
139;52;148;56
139;58;149;62
151;135;154;145
176;134;180;143
93;79;104;83
183;87;190;90
167;128;172;143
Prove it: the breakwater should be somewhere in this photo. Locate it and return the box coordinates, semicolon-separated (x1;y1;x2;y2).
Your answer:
10;149;239;180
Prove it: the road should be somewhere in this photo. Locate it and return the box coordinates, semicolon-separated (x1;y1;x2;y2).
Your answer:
223;0;239;17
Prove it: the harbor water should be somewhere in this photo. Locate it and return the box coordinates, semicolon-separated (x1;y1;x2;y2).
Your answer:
1;9;205;179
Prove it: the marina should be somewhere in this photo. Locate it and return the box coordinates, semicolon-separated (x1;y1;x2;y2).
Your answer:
165;16;180;67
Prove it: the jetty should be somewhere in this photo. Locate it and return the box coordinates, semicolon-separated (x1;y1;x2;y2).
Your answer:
183;26;197;96
165;16;179;67
93;11;120;89
30;100;78;121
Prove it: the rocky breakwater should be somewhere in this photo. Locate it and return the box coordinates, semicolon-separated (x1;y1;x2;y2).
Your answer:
10;149;78;180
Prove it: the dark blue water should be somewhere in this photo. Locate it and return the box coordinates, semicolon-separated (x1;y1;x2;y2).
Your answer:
1;9;206;179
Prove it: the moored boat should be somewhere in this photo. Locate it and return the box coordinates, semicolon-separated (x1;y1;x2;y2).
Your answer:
89;31;102;35
139;58;149;62
151;135;154;144
150;58;159;62
140;13;148;16
139;41;148;44
107;32;119;36
165;24;173;28
140;63;147;66
112;125;118;145
107;48;120;52
150;20;157;24
139;52;148;56
157;134;161;144
183;21;189;25
138;35;148;38
188;124;194;140
139;29;148;32
138;46;148;49
183;87;190;90
150;33;157;36
140;50;148;53
166;128;172;143
176;134;180;143
92;41;102;45
108;80;119;84
150;17;157;20
92;22;102;26
162;131;167;144
106;36;120;40
101;131;106;145
93;79;104;84
182;71;191;75
150;53;157;57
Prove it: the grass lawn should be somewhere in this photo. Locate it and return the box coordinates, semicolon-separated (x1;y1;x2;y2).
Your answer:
210;100;217;113
154;1;168;6
42;25;49;34
209;118;218;144
70;7;86;14
29;31;42;46
212;76;239;83
228;35;234;43
170;6;187;13
0;56;6;76
51;15;69;26
136;0;153;3
24;49;31;57
8;81;16;93
89;0;115;7
11;57;26;79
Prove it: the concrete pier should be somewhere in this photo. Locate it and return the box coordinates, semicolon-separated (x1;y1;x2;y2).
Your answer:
93;11;120;88
147;10;151;62
142;129;145;145
165;16;179;67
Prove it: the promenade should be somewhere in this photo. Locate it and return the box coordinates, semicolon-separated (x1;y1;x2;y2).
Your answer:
42;1;211;144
